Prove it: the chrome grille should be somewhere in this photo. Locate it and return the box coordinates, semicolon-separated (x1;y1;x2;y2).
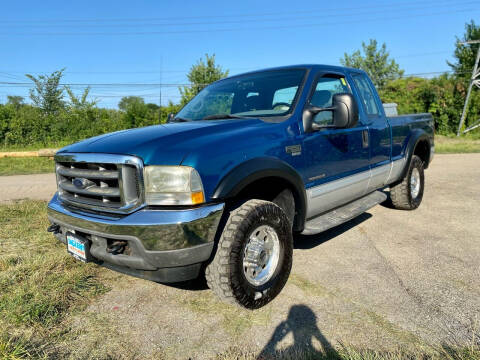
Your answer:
54;153;144;214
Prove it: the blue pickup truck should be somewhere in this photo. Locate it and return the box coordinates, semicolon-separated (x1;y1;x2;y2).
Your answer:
47;64;434;309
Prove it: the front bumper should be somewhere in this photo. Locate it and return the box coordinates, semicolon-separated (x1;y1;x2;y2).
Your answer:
47;193;224;282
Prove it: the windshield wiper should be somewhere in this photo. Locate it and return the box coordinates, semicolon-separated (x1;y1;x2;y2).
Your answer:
202;113;246;120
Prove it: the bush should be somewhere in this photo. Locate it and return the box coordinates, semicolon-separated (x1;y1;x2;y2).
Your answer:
1;73;479;148
379;75;480;135
0;101;181;148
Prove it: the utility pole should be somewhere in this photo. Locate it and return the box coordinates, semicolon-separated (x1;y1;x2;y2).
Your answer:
159;56;163;123
457;40;480;136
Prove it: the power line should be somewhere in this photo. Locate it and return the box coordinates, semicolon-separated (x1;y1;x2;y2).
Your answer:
0;70;465;90
90;94;182;98
0;81;194;87
0;50;460;78
0;68;243;75
1;0;474;29
0;0;468;24
0;7;476;36
396;51;452;58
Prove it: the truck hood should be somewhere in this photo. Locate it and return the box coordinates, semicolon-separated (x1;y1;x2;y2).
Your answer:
58;118;267;165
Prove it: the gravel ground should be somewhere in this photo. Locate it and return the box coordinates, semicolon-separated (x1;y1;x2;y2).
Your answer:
2;154;479;358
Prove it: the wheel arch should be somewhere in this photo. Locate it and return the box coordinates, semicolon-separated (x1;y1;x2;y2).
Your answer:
212;157;307;232
399;130;432;180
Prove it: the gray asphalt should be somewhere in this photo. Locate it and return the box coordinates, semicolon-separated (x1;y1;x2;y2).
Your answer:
2;154;479;358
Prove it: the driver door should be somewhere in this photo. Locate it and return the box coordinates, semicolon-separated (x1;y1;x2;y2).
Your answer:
301;73;370;218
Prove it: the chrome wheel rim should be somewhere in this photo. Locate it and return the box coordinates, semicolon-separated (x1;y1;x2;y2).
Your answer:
410;168;421;199
243;225;280;286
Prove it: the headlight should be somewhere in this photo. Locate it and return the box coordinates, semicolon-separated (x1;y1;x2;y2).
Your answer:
144;166;205;205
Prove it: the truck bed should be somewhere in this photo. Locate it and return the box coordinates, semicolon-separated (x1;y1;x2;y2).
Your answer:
387;113;434;160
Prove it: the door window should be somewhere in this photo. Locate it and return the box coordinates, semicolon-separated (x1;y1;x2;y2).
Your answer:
351;73;380;116
309;75;350;126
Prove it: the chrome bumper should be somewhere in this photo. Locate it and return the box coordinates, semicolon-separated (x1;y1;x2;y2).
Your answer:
47;193;224;282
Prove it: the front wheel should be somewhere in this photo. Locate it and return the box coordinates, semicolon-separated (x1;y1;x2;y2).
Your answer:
205;199;293;309
390;155;425;210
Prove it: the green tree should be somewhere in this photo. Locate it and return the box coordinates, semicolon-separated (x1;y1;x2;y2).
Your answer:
379;75;477;134
118;96;145;111
341;39;404;89
6;95;24;108
448;20;480;78
26;69;65;115
117;96;159;128
65;86;98;110
179;54;228;105
146;103;160;111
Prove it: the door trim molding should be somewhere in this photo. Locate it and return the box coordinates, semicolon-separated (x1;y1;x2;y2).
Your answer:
306;158;406;218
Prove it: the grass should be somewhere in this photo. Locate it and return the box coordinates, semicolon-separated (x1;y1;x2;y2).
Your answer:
0;201;479;359
217;344;480;360
0;142;69;152
0;157;55;176
436;134;480;154
289;275;422;347
0;200;108;359
179;290;272;337
217;345;480;360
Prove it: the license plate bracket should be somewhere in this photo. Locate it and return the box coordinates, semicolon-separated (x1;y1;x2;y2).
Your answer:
67;232;91;263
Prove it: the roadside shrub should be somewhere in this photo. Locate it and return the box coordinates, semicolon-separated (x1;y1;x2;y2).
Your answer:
379;75;480;135
2;73;479;147
0;101;182;148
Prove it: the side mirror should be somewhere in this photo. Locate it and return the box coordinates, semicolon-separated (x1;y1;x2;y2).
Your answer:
167;113;175;123
303;93;359;133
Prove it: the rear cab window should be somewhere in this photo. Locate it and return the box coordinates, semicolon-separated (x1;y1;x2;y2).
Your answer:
351;73;381;117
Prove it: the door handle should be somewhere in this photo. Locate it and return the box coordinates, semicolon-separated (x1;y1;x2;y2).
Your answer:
362;130;369;148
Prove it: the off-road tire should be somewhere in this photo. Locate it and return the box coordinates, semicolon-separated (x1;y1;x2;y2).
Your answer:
205;199;293;309
390;155;425;210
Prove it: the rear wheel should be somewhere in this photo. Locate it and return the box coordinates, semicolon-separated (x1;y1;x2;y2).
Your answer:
205;199;293;309
390;155;425;210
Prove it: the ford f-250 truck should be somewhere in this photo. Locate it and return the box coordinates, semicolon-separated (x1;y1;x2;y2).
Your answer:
47;65;434;309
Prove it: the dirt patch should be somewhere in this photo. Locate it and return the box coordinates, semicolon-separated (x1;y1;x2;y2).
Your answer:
0;173;56;203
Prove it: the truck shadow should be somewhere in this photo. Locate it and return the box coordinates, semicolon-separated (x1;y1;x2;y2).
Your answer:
169;212;372;291
294;212;372;250
257;304;338;359
378;189;397;209
167;275;209;291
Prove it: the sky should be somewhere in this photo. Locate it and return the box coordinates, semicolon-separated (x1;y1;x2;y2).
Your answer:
1;0;478;108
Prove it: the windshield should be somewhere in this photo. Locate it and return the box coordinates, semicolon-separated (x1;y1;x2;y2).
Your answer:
176;69;306;121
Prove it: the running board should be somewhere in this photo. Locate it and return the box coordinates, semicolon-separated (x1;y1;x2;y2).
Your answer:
302;191;387;235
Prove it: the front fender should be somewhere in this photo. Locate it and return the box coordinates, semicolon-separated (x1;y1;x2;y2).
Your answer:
212;157;307;232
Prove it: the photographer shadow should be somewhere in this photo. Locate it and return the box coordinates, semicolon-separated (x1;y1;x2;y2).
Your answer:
257;304;338;359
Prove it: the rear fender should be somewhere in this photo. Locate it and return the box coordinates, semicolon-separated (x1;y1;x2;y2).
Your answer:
399;130;431;180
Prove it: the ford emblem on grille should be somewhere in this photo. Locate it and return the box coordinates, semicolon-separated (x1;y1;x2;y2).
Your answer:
73;178;93;189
